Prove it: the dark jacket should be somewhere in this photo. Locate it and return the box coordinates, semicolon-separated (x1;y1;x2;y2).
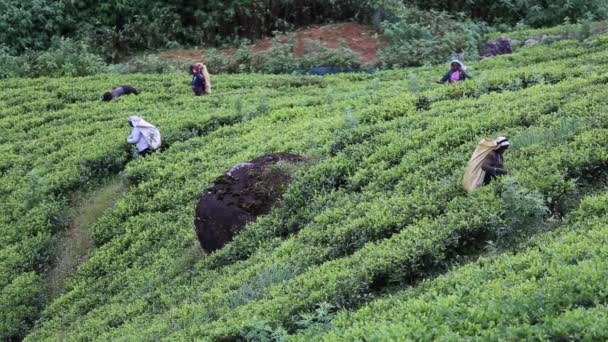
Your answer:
192;73;204;88
440;70;470;83
120;85;139;95
103;85;139;101
481;151;507;185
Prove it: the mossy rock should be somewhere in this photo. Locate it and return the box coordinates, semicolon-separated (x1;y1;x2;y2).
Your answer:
194;153;305;253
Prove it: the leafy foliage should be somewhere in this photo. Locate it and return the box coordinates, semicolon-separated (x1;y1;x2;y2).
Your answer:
378;9;489;67
1;29;608;341
406;0;608;27
31;38;106;77
1;0;606;65
0;0;391;61
314;193;608;341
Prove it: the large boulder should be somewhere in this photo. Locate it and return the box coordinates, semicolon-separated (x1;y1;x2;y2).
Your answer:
481;37;514;58
194;153;305;253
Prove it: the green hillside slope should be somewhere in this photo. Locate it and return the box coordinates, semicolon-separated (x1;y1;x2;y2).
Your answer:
1;32;608;341
303;192;608;341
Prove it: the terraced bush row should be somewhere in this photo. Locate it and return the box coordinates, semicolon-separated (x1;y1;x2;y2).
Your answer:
162;80;608;340
1;31;607;340
1;73;381;339
30;75;608;340
311;191;608;341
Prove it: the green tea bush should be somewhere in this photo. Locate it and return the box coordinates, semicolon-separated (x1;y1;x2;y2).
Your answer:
0;272;45;339
313;194;608;341
498;177;549;241
227;264;300;308
2;30;608;341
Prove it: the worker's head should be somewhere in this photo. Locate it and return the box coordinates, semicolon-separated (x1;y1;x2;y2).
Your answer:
191;63;204;74
451;61;462;71
102;92;113;102
128;115;142;127
494;136;510;154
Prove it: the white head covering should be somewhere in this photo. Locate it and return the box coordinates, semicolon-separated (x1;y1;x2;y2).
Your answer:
128;115;155;129
450;60;467;71
494;136;510;149
128;115;162;150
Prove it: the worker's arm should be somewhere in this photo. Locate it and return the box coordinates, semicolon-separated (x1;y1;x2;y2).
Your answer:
481;155;507;176
489;166;507;175
437;71;450;83
127;128;140;144
463;72;472;80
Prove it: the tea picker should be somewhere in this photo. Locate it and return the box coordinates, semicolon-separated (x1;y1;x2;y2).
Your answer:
463;137;510;192
102;85;139;101
127;116;162;156
190;63;212;96
437;60;471;84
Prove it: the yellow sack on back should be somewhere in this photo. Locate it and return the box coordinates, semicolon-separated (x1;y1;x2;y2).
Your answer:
201;64;212;95
463;139;497;192
194;63;212;94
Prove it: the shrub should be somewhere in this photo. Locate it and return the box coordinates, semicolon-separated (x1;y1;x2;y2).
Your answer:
0;0;67;52
251;35;300;74
296;303;336;332
406;0;608;27
0;39;106;79
299;40;361;69
0;273;45;340
242;322;288;342
118;54;181;74
577;15;594;41
228;264;300;308
498;177;549;242
204;37;362;75
377;9;488;68
205;43;253;74
30;38;105;77
0;45;28;79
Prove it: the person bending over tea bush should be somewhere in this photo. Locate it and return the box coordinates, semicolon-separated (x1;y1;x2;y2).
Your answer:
102;85;139;101
463;137;509;192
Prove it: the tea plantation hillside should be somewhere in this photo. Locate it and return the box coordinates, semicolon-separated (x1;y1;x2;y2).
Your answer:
2;31;608;341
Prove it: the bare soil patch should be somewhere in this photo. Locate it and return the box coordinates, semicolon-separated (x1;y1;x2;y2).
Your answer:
160;22;386;65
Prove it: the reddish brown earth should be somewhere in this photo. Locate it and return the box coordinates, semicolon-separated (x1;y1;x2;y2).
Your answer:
251;22;387;64
160;23;386;65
